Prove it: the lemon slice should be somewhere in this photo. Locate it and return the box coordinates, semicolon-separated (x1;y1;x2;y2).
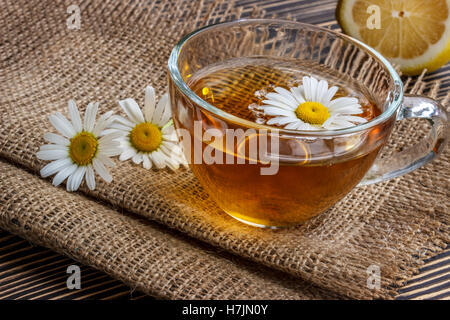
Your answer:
336;0;450;75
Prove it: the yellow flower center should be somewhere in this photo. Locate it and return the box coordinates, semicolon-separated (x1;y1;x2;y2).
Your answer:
69;132;99;166
295;102;330;125
130;122;162;152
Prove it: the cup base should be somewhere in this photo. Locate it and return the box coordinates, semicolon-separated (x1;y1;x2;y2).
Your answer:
225;211;301;229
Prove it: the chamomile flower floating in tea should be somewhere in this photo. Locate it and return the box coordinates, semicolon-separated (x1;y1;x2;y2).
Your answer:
109;86;186;170
255;76;367;130
36;100;122;191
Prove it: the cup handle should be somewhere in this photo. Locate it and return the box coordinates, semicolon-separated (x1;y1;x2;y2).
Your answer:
359;94;449;186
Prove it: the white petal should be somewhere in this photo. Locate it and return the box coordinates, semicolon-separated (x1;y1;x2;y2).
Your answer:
49;114;76;138
98;131;123;144
101;129;119;136
161;147;183;169
93;111;114;136
101;148;122;157
119;147;137;161
119;98;145;124
159;143;174;158
158;94;172;126
163;155;180;171
297;121;316;130
96;153;115;167
108;123;134;132
85;165;96;190
178;154;188;167
98;139;121;156
302;77;310;101
290;86;306;104
328;118;354;129
162;124;175;135
110;115;135;128
328;97;359;110
162;133;179;142
273;87;298;104
36;149;68;161
39;144;67;152
66;168;75;191
152;94;168;125
92;158;112;183
291;122;304;130
262;99;295;111
316;80;329;104
330;105;363;115
322;114;337;129
262;107;295;117
155;151;174;169
309;77;319;102
338;115;368;123
105;138;121;148
266;116;298;126
160;140;180;152
40;157;72;177
143;86;156;122
67;166;86;192
285;120;303;130
267;90;297;107
84;102;98;132
44;132;70;146
132;153;143;164
322;86;339;105
52;163;77;187
149;151;165;169
117;137;130;146
68;100;82;132
142;154;152;169
170;146;187;166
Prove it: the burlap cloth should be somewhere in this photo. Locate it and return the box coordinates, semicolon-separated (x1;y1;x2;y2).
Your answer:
0;0;448;299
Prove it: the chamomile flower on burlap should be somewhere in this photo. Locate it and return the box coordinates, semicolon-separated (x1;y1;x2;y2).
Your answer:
255;76;367;130
36;100;122;191
109;86;186;170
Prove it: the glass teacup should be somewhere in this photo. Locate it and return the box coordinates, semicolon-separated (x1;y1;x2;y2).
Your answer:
168;19;448;228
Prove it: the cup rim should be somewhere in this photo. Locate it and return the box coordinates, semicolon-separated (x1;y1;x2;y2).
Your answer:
168;18;403;136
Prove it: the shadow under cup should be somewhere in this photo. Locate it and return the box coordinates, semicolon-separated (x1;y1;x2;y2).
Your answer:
168;19;447;228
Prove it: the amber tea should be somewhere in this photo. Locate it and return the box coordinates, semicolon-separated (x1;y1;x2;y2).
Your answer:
184;58;383;227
